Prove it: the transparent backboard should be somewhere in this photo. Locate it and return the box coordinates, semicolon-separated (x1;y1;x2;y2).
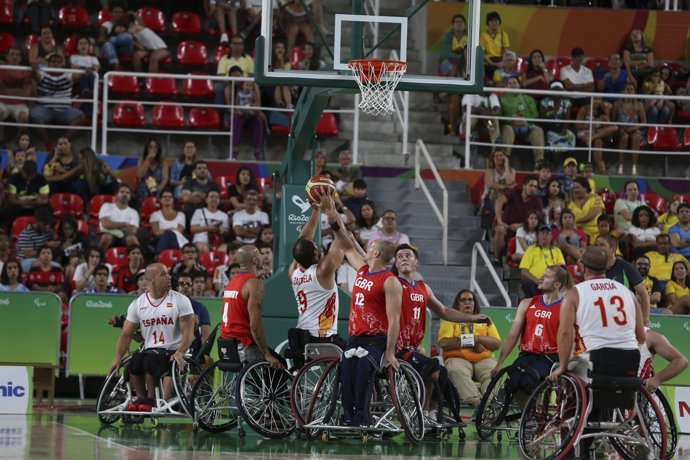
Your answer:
254;0;483;93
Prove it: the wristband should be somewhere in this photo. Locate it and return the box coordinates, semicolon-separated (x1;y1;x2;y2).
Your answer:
329;222;341;232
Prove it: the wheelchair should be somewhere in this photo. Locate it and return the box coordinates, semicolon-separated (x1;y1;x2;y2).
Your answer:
518;351;668;460
475;363;531;441
189;338;295;438
97;352;203;426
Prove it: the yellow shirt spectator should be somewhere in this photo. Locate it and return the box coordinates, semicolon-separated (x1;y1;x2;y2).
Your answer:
567;194;604;240
519;244;566;280
647;251;687;281
217;54;255;77
438;321;500;363
479;30;510;61
664;279;690;307
659;213;679;234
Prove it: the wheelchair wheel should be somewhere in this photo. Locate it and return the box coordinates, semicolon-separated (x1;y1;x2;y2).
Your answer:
389;361;425;444
236;361;295;438
609;385;667;460
190;361;240;433
97;359;131;425
655;389;678;460
476;366;513;439
171;356;204;416
518;373;587;460
290;357;338;428
304;358;341;440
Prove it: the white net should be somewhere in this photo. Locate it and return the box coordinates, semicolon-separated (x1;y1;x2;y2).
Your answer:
348;59;407;116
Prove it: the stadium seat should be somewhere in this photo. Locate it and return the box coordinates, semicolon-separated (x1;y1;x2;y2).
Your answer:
97;9;111;27
108;74;140;96
637;192;666;215
200;251;228;275
62;34;92;59
189;107;221;130
0;32;16;55
58;6;89;28
567;264;584;283
546;56;571;80
270;112;293;135
84;100;103;126
182;73;214;99
28;270;65;287
506;237;519;268
290;46;305;69
152;103;186;129
88;194;115;228
144;75;178;98
50;193;85;220
0;0;13;25
158;249;182;269
516;56;527;74
215;176;233;200
105;247;128;268
113;103;146;128
316;113;339;137
11;216;35;241
647;126;680;149
137;7;166;33
673;195;690;204
177;40;208;67
597;189;617;215
54;219;89;236
683;127;690;147
584;57;609;81
171;11;201;34
140;196;161;228
212;44;230;64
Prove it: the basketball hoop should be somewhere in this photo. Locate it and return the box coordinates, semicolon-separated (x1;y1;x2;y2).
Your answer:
348;59;407;116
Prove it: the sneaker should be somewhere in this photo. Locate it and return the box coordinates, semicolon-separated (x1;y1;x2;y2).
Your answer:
220;33;229;43
631;165;637;176
428;409;438;422
138;397;156;412
617;164;624;175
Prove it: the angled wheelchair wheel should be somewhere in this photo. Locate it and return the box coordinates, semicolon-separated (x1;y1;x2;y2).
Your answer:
190;361;240;433
171;356;204;416
236;361;295;438
389;361;425;444
609;385;667;460
290;357;338;428
476;366;513;439
97;357;132;425
518;373;587;460
655;389;678;460
304;358;341;440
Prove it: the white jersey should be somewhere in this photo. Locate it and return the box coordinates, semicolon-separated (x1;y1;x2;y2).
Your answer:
575;278;639;352
638;327;653;378
126;290;194;350
291;264;338;337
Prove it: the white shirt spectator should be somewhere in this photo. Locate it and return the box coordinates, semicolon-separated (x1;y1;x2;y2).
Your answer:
73;262;115;291
190;208;229;245
70;54;100;70
232;209;269;244
628;225;660;243
336;262;357;293
560;65;594;87
98;202;139;232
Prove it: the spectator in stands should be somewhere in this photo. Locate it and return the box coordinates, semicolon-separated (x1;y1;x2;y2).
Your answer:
592;214;615;247
521;49;552;93
228;166;259;211
257;225;273;247
191;271;214;297
0;259;29;292
230;79;268;161
151;189;188;253
665;261;690;314
622;29;654;81
613;180;645;236
492;50;519;88
540;81;575;153
438;289;500;408
535;160;553;199
613;82;645;176
69;37;99;98
181;160;220;220
642;67;674;125
512;210;541;265
176;272;211;358
575;96;617;175
80;147;120;197
543;179;566;227
232;190;269;244
28;26;62;66
0;48;32;147
368;210;410;247
172;243;209;277
635;255;662;311
499;76;545;165
313;150;327;176
558;157;578;202
560;47;595;107
73;248;113;292
10;133;37;167
330;150;361;197
84;264;120;294
30;55;84;149
28;244;67;303
629;205;660;259
647;234;687;284
342;179;369;218
113;244;145;293
439;14;467;78
579;163;596;198
659;199;680;234
280;0;316;53
133;269;147;295
271;40;293;109
128;12;171;73
169;142;211;201
135;140;168;205
55;215;87;279
43;137;88;202
337;259;357;294
492;175;542;265
553;208;588;264
355;201;380;249
481;148;515;226
598;53;636;100
519;224;565;298
212;254;241;295
23;1;57;34
670;203;690;258
296;42;325;71
457;90;501;142
216;36;254;108
97;2;133;70
208;0;239;44
479;11;509;82
17;205;57;271
6;160;49;227
674;78;690;114
97;183;141;251
258;246;273;280
566;177;604;243
191;190;230;254
0;234;10;274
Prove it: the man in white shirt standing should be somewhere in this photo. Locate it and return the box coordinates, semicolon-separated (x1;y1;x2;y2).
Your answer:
98;183;141;250
559;47;594;108
232;190;269;244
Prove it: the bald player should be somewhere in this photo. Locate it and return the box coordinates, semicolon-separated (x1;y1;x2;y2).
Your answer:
109;263;195;412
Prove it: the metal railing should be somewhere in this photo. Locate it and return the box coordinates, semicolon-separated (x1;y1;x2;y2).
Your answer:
414;138;448;265
470;242;512;308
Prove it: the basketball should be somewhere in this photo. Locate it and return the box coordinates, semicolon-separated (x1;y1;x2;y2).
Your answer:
305;175;336;203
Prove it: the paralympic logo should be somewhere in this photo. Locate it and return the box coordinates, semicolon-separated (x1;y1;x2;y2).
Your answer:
684;322;690;332
505;313;515;323
292;195;311;214
34;299;46;308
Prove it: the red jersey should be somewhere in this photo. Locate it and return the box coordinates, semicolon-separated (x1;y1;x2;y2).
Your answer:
396;278;428;351
520;294;561;354
348;265;395;337
220;272;256;346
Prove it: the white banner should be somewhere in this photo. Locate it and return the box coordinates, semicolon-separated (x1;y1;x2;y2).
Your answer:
674;386;690;434
0;366;32;414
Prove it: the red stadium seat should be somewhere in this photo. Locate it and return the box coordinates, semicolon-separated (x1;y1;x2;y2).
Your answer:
97;9;111;27
315;113;338;137
213;44;230;64
200;251;228;275
506;237;519;268
137;7;166;33
647;126;680;150
638;192;666;216
0;0;13;25
171;11;201;34
182;73;214;99
567;264;584;283
58;6;89;28
139;196;161;228
177;40;208;67
55;219;89;236
683;127;690;147
189;107;221;130
105;247;128;268
88;194;115;228
152;103;185;129
215;176;233;200
62;35;93;59
144;75;178;98
50;193;85;220
270;112;293;135
108;74;140;96
113;103;146;128
290;46;304;69
11;216;35;240
158;249;182;269
546;56;571;80
0;32;16;55
584;57;609;81
28;270;65;287
673;195;690;204
597;189;617;216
